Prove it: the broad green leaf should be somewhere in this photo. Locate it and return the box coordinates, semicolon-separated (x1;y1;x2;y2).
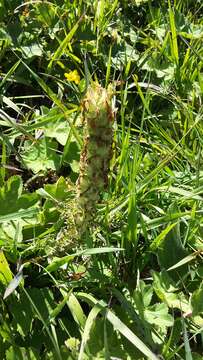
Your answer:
9;287;56;338
85;317;130;359
111;43;139;69
63;140;80;173
36;2;56;27
0;176;38;216
152;271;190;313
191;283;203;316
22;288;62;358
9;291;33;336
28;288;55;320
112;288;147;335
21;138;61;173
6;346;38;360
0;175;21;215
138;281;153;308
22;108;75;134
0;251;12;288
141;58;176;80
43;177;73;202
21;44;43;58
110;303;160;357
144;303;174;329
43;117;70;146
157;208;188;280
36;188;60;203
197;264;203;278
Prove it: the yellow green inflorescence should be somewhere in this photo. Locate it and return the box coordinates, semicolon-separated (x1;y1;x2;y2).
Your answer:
75;82;114;233
52;82;114;254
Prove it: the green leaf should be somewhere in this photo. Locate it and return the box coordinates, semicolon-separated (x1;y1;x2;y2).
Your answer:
10;288;56;337
191;283;203;316
197;264;203;278
0;176;38;215
167;253;199;271
29;288;56;320
157;208;188;280
20;44;43;58
20;59;82;146
0;175;22;215
21;138;61;173
0;251;13;288
63;141;80;173
9;291;33;336
111;43;138;69
3;268;23;299
48;290;72;323
0;60;21;90
0;208;39;223
77;292;160;360
168;4;179;63
46;247;124;273
144;303;174;329
150;222;177;251
43;176;73;202
48;16;83;69
141;282;153;308
43;117;70;146
158;185;203;201
0;28;11;42
36;2;56;27
78;303;103;360
2;96;22;115
67;293;86;329
152;271;190;313
6;346;38;360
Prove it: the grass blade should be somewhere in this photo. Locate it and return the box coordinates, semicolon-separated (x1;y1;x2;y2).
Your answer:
77;292;160;360
18;58;82;146
48;15;84;69
78;303;103;360
46;247;124;273
0;208;39;223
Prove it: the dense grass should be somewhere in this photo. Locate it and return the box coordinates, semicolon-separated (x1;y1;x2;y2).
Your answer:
0;0;203;359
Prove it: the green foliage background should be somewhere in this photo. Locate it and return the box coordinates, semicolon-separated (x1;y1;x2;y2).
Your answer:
0;0;203;359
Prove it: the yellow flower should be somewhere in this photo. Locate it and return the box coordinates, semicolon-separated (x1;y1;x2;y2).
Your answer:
64;70;80;84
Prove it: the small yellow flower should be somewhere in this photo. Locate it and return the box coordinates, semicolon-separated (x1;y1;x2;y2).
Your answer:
64;70;80;85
